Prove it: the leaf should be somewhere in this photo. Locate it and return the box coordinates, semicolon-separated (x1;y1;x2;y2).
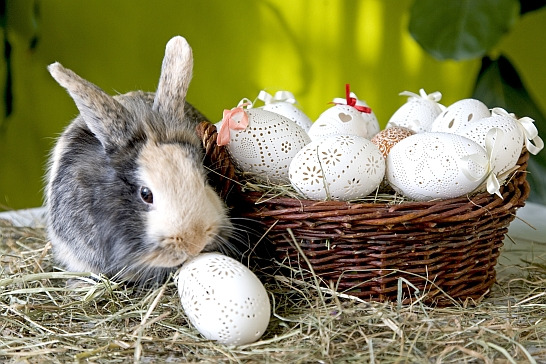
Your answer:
472;55;546;204
408;0;520;60
519;0;546;15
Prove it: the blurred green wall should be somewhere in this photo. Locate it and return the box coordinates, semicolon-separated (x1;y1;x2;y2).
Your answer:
1;0;545;210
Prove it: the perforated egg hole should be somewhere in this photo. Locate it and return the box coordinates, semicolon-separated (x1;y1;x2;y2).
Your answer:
301;165;324;185
338;112;352;122
205;255;247;279
320;148;342;166
365;154;382;175
335;135;356;147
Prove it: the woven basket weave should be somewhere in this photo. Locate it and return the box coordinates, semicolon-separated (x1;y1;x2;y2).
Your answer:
197;121;530;305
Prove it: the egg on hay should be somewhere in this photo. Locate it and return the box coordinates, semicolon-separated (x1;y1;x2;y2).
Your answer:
386;132;490;201
289;134;385;201
217;102;311;184
177;253;271;346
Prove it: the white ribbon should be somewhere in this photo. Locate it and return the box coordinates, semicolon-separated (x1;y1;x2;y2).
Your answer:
491;107;544;155
237;97;254;108
461;128;503;199
399;88;442;103
257;90;296;105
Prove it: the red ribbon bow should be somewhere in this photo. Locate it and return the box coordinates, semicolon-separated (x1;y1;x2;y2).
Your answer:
217;103;250;146
332;84;372;113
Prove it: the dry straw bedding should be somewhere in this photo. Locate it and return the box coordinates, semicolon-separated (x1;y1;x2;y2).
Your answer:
0;219;545;363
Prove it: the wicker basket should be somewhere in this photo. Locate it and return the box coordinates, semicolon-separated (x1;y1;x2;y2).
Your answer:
197;121;531;305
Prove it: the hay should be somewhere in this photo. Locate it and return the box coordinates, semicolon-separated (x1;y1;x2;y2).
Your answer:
1;219;545;363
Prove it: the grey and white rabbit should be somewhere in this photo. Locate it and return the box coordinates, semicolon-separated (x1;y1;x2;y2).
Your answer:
46;36;233;284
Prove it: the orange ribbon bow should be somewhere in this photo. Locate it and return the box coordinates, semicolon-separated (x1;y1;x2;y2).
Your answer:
217;103;251;146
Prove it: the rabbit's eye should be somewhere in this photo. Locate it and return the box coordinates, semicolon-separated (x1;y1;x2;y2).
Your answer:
140;186;154;204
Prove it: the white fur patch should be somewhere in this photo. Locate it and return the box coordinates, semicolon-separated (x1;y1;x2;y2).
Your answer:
136;142;229;267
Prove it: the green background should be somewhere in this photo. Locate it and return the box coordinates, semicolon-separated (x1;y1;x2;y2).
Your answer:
1;0;545;210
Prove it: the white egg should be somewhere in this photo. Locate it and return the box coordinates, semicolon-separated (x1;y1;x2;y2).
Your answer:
177;253;271;346
289;134;385;200
386;132;489;201
456;112;523;175
223;108;311;184
262;102;313;132
308;104;379;141
386;89;444;133
431;98;491;134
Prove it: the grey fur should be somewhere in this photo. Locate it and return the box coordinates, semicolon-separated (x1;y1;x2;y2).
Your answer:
46;36;231;284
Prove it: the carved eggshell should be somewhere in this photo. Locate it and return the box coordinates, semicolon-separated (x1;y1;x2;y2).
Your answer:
386;132;488;201
307;104;379;141
178;253;271;346
261;102;313;132
456;113;523;175
226;108;311;184
371;126;415;158
289;135;385;200
431;99;491;134
386;98;443;133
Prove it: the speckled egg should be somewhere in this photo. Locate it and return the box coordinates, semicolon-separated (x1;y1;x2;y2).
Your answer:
224;108;311;184
371;126;415;158
289;134;385;200
386;132;489;201
386;89;445;133
431;98;491;134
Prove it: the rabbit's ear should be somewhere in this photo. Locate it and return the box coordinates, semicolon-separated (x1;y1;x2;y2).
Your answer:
153;36;193;122
48;62;132;151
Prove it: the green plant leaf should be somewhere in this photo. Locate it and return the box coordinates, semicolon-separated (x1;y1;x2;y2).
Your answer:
472;55;546;204
409;0;520;60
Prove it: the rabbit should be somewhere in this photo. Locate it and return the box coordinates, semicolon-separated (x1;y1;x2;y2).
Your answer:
45;36;233;285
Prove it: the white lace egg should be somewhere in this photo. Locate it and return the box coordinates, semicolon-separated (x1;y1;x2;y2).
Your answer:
177;253;271;346
386;133;488;201
226;108;311;184
289;134;385;200
386;89;444;133
262;102;313;132
456;112;523;175
431;98;491;134
307;104;379;141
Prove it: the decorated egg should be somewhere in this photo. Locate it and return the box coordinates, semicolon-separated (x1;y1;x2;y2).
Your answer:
257;90;313;132
371;126;415;158
386;89;445;133
307;85;380;140
177;253;271;346
217;104;311;184
308;105;368;140
386;132;489;201
431;98;491;134
331;89;381;138
289;134;385;200
456;107;544;175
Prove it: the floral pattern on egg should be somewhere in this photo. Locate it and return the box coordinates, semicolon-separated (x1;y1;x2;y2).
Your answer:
289;135;385;200
386;132;488;201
